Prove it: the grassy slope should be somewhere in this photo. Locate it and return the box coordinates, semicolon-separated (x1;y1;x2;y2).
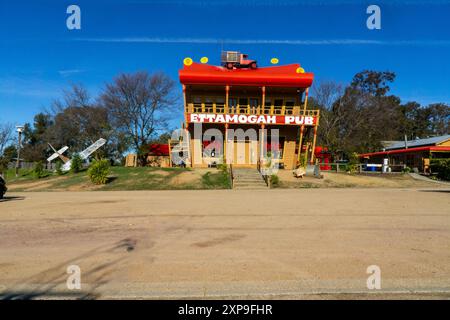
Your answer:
4;167;231;191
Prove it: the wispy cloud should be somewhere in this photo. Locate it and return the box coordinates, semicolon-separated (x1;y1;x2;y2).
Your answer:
58;69;85;77
72;37;450;46
130;0;450;6
0;77;62;98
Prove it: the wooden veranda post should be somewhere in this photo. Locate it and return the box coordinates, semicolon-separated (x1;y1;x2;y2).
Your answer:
297;125;305;165
224;123;229;164
302;87;309;114
310;126;318;165
260;124;265;160
182;84;187;123
225;85;230;114
310;110;320;165
297;87;310;165
261;86;266;115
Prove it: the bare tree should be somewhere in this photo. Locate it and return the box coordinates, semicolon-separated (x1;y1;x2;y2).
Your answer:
0;122;14;156
49;83;91;114
311;81;345;150
46;84;129;160
100;71;178;165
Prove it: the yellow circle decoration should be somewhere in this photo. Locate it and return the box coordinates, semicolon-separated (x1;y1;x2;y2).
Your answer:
183;57;193;66
270;58;279;64
296;67;305;74
200;57;209;64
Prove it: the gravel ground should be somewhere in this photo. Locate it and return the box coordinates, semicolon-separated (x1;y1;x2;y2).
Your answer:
0;188;449;299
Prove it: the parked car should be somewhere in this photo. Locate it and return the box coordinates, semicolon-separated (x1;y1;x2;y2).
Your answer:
0;175;6;199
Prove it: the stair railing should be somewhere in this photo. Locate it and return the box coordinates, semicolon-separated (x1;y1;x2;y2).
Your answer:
257;159;270;187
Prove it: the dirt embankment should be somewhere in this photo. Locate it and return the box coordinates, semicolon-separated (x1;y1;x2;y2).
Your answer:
277;170;447;188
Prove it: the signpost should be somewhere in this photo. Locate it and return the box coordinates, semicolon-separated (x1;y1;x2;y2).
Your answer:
15;125;24;177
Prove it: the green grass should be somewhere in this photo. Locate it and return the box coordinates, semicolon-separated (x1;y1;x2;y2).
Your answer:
4;166;231;191
2;168;52;183
201;170;231;189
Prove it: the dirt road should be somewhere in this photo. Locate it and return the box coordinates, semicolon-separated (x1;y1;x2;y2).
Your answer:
1;188;449;299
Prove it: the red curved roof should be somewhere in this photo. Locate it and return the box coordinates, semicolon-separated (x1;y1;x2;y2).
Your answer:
179;62;313;88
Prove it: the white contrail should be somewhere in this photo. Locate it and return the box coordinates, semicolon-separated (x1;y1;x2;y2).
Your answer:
72;37;450;46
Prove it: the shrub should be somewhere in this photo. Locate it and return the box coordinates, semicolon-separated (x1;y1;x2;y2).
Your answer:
55;160;64;175
402;166;412;173
217;163;228;172
347;152;359;173
430;158;450;181
270;174;279;187
70;154;83;174
88;159;110;185
32;161;45;179
299;154;307;168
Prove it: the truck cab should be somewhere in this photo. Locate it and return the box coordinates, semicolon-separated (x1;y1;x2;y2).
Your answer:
221;51;257;69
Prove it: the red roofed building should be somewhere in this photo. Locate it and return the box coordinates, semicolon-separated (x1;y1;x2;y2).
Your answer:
170;52;320;169
359;135;450;173
148;144;170;156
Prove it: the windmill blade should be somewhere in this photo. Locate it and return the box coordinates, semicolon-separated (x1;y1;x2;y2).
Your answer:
46;146;69;162
79;138;107;160
57;146;69;154
47;153;60;162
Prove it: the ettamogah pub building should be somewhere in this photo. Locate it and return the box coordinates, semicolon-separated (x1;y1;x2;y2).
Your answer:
169;54;320;170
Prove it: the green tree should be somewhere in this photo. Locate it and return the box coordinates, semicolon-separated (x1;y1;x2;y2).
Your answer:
70;154;83;173
32;161;45;179
428;103;450;136
21;113;53;161
351;70;396;97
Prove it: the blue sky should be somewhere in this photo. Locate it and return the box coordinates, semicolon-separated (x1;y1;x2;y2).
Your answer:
1;0;450;126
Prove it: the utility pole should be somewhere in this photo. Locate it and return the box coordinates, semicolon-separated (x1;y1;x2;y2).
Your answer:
15;125;24;177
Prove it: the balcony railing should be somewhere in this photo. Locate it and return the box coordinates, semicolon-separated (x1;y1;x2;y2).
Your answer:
186;103;319;117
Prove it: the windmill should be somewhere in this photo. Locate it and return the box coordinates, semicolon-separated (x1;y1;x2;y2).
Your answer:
46;138;107;172
47;144;69;163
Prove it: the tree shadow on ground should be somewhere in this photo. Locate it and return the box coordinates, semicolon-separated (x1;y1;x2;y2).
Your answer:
0;238;137;300
0;196;25;202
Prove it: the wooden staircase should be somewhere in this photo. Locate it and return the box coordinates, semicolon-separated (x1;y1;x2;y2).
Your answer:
232;168;268;190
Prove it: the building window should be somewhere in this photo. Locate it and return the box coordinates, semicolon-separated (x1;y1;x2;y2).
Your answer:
274;99;283;115
204;98;213;113
285;99;295;114
193;97;202;113
264;99;272;114
229;98;237;114
238;98;248;114
203;138;222;158
249;98;259;114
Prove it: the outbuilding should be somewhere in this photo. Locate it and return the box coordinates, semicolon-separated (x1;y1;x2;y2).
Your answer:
359;135;450;173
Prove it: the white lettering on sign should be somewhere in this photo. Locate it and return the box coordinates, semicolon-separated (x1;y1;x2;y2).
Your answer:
188;114;315;125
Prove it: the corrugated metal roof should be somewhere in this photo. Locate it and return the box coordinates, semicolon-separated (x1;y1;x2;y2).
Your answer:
385;135;450;150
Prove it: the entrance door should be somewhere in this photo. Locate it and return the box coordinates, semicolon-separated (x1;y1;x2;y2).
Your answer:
233;140;257;166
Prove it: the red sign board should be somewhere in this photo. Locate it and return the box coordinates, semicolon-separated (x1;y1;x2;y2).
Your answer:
188;113;317;126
